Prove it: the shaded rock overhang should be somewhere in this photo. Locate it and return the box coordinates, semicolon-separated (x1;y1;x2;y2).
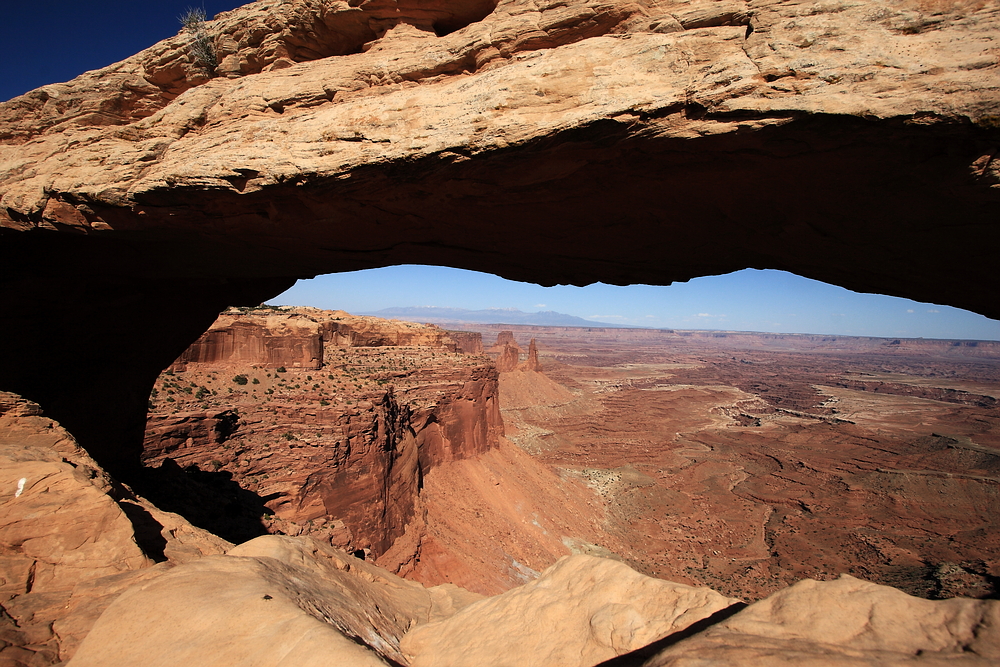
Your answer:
1;0;998;474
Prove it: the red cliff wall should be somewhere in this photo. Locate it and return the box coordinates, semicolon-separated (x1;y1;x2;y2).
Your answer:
172;308;477;372
446;331;484;355
174;321;323;370
144;329;501;559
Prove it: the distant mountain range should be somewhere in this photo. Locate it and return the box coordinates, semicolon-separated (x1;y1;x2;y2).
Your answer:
365;306;630;327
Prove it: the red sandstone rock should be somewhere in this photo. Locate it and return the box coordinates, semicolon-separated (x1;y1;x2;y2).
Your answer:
0;393;230;665
445;331;484;355
495;343;521;372
144;310;508;571
522;338;542;372
172;307;467;371
494;332;517;349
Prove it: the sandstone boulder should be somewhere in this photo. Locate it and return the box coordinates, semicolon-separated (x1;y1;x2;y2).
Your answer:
645;574;1000;666
67;535;482;667
400;554;739;666
0;393;231;665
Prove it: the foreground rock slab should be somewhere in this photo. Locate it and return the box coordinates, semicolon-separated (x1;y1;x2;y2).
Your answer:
645;574;1000;666
401;554;739;666
0;393;231;665
68;535;481;667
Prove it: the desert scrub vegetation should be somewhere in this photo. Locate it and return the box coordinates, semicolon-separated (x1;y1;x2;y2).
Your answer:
180;7;218;74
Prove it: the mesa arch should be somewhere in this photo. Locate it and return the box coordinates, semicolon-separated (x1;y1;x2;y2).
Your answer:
0;0;998;478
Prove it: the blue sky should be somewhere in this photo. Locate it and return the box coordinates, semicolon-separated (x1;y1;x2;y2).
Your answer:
268;267;1000;341
1;2;246;103
5;3;998;341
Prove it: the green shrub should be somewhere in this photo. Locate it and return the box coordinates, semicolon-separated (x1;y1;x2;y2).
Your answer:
233;375;248;385
276;366;287;373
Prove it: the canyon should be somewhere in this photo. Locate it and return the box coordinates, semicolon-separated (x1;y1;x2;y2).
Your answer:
486;325;1000;602
2;0;1000;663
140;307;615;595
3;310;1000;665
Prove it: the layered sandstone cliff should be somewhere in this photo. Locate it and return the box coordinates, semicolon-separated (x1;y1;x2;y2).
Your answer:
142;309;615;595
145;310;501;558
172;306;468;370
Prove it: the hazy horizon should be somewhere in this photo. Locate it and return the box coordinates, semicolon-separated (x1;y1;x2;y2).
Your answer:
267;266;1000;342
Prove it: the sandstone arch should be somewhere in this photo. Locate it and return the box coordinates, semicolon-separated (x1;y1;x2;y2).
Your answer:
1;0;998;477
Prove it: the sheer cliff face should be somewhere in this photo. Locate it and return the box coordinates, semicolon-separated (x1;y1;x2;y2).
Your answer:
177;321;324;369
1;0;999;482
172;307;465;370
143;311;502;558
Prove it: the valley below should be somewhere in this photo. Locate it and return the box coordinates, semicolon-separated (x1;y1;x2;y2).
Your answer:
488;327;1000;602
142;310;1000;603
4;307;999;666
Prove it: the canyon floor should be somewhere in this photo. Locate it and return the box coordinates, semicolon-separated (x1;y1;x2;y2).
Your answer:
489;327;1000;602
4;311;1000;665
141;311;1000;603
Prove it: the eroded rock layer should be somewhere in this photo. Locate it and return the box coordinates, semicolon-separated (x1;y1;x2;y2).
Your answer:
170;306;471;369
143;309;500;555
140;308;615;594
